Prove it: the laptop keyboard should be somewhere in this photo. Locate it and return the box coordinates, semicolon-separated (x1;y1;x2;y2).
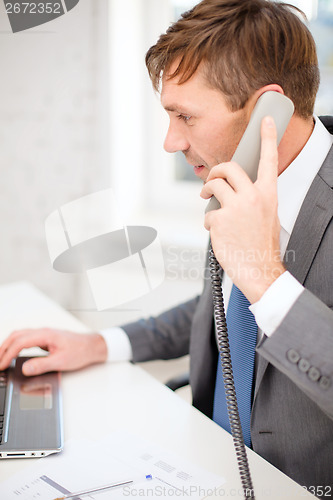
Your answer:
0;370;7;441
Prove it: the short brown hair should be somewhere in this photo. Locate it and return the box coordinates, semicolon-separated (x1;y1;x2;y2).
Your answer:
145;0;320;118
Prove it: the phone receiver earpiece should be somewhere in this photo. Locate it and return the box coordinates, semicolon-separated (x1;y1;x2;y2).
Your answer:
205;91;294;214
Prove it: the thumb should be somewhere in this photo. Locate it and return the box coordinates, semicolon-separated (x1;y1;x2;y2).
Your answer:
22;356;56;376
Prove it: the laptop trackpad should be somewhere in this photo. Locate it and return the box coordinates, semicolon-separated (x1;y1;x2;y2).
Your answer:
20;378;53;410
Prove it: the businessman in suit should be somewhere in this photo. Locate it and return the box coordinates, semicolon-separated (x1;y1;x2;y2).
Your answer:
1;0;332;494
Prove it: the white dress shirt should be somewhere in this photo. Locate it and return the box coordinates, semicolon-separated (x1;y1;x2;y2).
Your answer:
249;116;333;335
100;116;333;361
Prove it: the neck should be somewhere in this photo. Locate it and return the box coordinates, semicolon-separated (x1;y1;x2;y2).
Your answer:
278;115;315;175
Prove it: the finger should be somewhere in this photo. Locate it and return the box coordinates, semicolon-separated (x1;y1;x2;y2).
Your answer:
0;330;48;361
206;161;253;192
204;207;223;231
200;178;235;206
0;330;53;371
0;331;20;358
257;116;278;186
0;329;45;356
22;354;61;376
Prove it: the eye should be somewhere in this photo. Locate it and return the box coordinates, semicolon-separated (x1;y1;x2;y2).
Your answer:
177;114;192;123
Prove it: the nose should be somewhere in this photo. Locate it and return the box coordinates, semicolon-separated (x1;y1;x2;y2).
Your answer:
164;121;190;153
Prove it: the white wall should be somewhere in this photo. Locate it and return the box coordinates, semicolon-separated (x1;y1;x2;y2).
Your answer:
0;0;206;332
0;1;110;309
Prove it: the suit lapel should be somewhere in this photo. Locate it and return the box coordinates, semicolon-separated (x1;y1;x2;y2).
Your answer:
253;144;333;402
285;176;333;282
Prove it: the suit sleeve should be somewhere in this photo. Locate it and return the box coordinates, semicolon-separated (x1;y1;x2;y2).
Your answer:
122;296;200;362
256;288;333;419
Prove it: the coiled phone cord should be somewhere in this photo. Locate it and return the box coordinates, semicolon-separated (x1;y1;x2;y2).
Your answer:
209;243;255;500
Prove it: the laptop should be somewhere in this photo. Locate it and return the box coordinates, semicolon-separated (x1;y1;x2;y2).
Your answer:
0;356;63;458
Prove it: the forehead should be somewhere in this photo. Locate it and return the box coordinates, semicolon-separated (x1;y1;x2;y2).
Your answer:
161;66;202;101
160;65;228;113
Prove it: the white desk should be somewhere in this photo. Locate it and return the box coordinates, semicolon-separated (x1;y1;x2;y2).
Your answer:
0;282;314;499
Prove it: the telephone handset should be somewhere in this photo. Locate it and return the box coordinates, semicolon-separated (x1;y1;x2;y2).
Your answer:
206;91;294;212
207;91;294;499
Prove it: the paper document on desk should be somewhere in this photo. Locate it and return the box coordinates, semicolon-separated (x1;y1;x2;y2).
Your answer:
0;431;225;499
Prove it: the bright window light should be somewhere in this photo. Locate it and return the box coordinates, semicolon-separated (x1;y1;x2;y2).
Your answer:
277;0;318;20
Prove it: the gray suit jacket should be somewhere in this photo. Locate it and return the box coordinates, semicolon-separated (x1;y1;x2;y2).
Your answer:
124;117;333;493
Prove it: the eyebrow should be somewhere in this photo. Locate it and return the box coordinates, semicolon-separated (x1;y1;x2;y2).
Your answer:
163;104;193;115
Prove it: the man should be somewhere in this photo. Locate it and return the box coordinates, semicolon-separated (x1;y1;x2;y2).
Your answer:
1;0;332;494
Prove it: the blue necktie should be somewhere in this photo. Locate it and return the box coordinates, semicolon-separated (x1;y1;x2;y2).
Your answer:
212;284;257;448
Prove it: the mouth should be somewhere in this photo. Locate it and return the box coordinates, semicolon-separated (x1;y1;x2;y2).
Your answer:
193;165;206;176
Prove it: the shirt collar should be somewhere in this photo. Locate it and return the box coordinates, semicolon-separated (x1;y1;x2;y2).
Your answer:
277;115;333;237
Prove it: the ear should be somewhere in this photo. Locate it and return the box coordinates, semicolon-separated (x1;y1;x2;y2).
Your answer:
251;84;285;103
245;84;285;117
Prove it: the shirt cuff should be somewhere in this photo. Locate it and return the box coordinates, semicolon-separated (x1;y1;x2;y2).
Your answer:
249;271;304;337
99;327;133;362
